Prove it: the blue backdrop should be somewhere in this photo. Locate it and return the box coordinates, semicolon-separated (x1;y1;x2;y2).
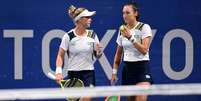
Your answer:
0;0;201;101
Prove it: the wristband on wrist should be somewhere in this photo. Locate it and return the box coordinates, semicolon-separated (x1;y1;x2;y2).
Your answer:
129;35;136;43
55;67;62;74
112;68;118;74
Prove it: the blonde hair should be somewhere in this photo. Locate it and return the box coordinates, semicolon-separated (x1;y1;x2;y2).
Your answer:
68;5;86;19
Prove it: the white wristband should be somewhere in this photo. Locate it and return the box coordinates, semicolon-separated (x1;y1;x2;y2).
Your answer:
55;67;62;74
129;35;136;43
112;68;118;74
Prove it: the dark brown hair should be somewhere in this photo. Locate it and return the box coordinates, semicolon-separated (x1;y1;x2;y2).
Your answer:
124;2;140;21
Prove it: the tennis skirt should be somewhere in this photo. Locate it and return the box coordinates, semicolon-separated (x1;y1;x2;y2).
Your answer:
67;70;95;87
122;61;153;85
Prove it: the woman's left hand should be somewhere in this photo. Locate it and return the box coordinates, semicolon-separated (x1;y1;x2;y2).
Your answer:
95;43;103;58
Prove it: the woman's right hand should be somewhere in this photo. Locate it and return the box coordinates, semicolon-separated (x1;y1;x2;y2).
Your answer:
111;74;118;85
55;73;63;84
120;25;132;39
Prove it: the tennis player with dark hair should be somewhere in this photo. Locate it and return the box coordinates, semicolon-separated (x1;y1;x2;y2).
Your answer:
55;5;102;101
111;2;153;101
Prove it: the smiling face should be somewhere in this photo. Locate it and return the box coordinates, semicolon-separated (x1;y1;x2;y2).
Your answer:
122;5;138;24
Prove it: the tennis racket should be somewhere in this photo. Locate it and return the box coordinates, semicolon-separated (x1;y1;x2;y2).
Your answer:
48;72;84;101
105;96;120;101
104;80;120;101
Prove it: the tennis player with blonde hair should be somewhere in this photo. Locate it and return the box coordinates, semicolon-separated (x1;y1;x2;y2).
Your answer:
55;5;102;101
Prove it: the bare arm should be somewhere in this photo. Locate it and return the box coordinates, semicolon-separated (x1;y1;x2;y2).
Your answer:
113;45;123;71
133;36;151;55
111;45;123;83
55;48;65;83
56;48;65;67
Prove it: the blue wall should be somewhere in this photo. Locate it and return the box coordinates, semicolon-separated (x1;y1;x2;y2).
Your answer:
0;0;201;100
